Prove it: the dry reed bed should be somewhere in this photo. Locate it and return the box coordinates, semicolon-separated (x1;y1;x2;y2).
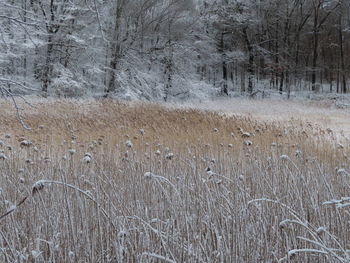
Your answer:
0;99;349;262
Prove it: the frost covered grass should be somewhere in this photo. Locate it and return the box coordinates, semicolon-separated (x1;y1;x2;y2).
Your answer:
0;99;349;262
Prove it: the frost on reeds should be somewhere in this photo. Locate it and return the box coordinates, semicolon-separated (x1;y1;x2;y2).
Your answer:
336;168;349;176
125;139;133;148
165;152;174;160
144;171;154;178
0;100;349;262
241;132;251;138
32;180;45;195
0;152;7;160
82;152;92;163
243;140;252;146
19;139;31;147
280;154;289;161
68;148;76;155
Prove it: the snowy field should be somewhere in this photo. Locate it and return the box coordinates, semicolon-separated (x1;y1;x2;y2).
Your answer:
175;97;350;140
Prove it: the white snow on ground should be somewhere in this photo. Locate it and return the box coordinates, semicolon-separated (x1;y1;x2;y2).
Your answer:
170;97;350;140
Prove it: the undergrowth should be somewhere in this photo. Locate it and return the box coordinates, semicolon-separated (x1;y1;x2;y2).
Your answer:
0;99;349;262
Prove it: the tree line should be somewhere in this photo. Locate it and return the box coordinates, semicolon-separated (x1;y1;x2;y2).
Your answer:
0;0;349;99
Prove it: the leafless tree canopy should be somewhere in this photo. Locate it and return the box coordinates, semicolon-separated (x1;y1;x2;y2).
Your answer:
0;0;349;99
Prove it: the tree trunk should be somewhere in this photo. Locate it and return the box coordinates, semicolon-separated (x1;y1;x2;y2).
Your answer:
220;32;228;95
286;69;291;99
311;27;319;90
22;0;27;85
279;71;284;95
164;58;172;102
275;22;279;89
105;1;124;96
241;69;246;93
222;60;228;95
339;16;346;93
64;19;76;68
243;27;254;94
337;59;340;93
42;34;53;97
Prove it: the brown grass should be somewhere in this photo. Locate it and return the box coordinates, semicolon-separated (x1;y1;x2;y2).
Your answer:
0;98;349;262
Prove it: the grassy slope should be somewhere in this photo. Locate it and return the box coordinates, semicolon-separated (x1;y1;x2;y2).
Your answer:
0;98;349;262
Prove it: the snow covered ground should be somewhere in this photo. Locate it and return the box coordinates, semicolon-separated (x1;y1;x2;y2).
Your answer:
172;96;350;140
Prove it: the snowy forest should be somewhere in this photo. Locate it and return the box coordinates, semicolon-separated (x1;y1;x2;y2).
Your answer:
0;0;349;100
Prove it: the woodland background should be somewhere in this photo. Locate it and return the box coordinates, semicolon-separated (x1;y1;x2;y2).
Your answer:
0;0;349;100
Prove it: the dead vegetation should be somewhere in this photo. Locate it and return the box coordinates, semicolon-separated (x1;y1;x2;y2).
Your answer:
0;98;349;262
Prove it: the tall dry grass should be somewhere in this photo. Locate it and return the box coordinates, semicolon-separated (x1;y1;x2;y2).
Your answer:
0;98;349;262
